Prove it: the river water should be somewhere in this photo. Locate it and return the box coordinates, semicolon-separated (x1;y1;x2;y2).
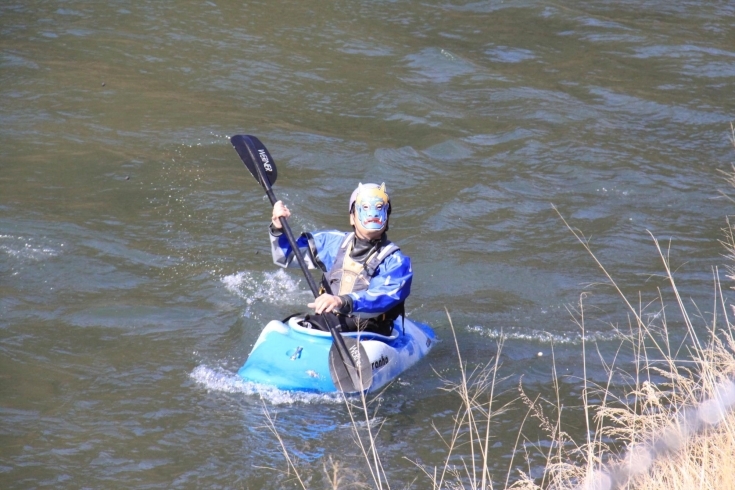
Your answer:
2;1;735;488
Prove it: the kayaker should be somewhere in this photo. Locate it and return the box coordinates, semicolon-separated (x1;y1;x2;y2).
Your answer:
269;183;412;336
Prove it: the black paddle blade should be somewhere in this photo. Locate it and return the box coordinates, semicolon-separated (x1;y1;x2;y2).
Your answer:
230;135;277;188
329;337;373;393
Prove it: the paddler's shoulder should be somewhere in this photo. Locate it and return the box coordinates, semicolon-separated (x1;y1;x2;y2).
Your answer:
310;229;351;248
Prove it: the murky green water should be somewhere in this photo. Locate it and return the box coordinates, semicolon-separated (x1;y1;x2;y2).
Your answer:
2;0;735;488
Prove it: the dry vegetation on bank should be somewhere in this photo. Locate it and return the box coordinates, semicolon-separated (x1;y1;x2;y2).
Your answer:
268;127;735;489
510;126;735;490
509;215;735;490
268;220;735;490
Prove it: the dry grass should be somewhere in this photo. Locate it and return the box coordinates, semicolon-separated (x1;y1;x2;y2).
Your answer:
515;211;735;490
263;128;735;489
411;310;512;490
513;125;735;490
263;227;735;489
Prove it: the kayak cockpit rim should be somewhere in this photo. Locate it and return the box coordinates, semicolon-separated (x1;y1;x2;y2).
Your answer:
285;315;402;341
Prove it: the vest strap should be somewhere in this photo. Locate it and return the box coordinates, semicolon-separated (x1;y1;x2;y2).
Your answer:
364;242;400;276
302;232;328;272
320;233;403;328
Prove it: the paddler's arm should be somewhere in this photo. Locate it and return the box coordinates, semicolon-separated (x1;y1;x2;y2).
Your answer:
268;200;316;269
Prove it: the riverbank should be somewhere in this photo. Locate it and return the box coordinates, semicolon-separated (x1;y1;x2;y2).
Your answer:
512;145;735;490
317;152;735;489
526;276;735;490
268;212;735;490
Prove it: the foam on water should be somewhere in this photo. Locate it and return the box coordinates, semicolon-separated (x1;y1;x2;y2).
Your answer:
189;365;341;405
468;325;622;345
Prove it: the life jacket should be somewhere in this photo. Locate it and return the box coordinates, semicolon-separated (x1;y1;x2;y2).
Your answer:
325;233;400;296
304;232;404;330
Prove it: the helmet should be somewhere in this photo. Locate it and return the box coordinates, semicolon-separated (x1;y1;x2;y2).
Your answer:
348;182;390;214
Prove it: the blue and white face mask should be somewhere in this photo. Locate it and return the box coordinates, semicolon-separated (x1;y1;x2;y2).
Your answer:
353;183;390;231
356;194;389;230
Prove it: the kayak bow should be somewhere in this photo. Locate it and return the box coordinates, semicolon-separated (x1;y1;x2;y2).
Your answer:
238;316;436;393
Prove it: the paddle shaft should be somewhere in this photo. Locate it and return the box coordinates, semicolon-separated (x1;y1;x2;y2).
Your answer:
263;190;321;298
231;134;368;391
255;168;361;379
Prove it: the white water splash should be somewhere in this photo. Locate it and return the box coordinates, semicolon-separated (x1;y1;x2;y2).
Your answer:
221;269;309;305
189;365;341;405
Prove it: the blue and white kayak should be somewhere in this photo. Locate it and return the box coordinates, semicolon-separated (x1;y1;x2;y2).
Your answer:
237;316;436;393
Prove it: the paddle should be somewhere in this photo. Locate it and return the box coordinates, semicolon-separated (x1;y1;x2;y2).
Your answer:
230;134;372;393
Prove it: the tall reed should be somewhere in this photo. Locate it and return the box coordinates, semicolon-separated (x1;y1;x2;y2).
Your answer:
263;127;735;489
263;244;735;489
512;212;735;490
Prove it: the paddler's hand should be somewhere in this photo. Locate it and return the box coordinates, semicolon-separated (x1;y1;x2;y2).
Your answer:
271;200;290;230
308;294;343;315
